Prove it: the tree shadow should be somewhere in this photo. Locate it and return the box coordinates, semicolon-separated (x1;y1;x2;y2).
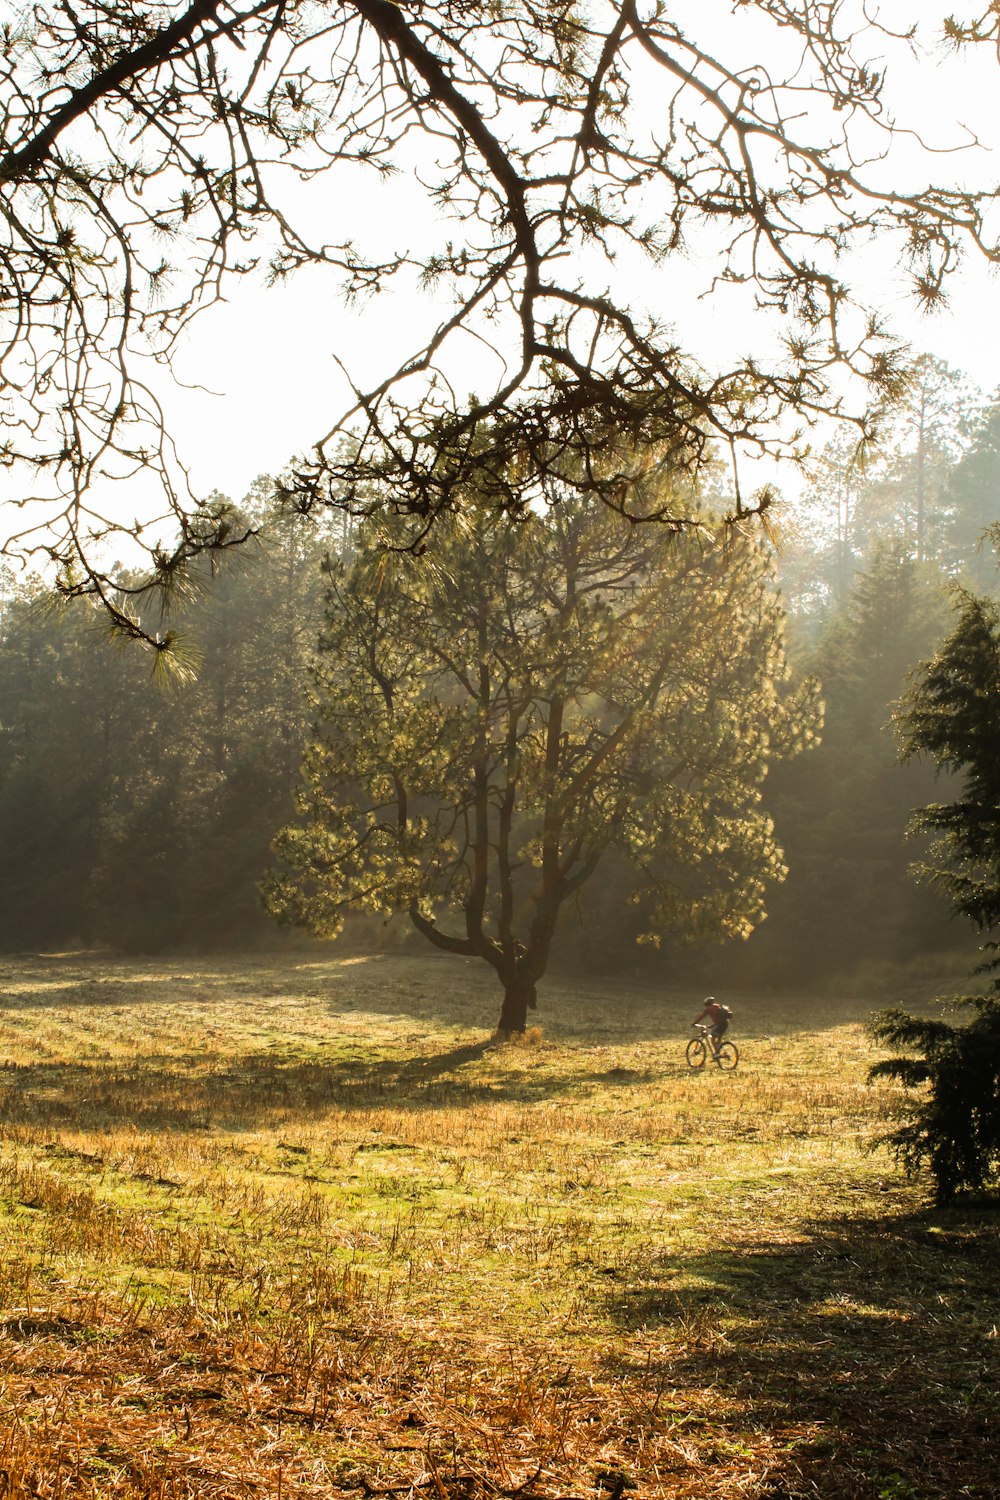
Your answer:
0;949;889;1040
0;1037;664;1133
366;1037;494;1084
601;1203;1000;1498
322;954;889;1040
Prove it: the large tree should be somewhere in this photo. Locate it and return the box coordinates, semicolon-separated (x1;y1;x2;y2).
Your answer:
264;492;818;1032
2;3;998;640
870;575;1000;1200
897;581;1000;937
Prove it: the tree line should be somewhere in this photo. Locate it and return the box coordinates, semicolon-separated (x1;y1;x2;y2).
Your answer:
734;358;1000;989
0;486;336;952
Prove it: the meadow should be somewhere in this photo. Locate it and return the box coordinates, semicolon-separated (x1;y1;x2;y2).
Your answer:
0;949;995;1500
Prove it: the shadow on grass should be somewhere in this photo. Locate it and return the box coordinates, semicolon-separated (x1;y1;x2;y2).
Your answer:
604;1203;1000;1499
0;949;882;1038
0;1038;667;1131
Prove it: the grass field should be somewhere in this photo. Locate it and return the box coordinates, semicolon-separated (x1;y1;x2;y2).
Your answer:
0;949;996;1500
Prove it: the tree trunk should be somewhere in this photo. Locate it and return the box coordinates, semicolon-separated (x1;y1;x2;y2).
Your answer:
496;978;537;1036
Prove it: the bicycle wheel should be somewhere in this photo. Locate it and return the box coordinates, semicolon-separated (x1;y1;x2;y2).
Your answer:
685;1037;708;1070
715;1040;739;1071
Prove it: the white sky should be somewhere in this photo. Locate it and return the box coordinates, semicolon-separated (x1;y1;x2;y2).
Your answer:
166;243;1000;504
159;3;1000;509
7;0;1000;542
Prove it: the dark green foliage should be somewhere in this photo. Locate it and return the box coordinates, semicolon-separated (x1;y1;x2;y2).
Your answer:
899;589;1000;939
870;1000;1000;1202
869;580;1000;1200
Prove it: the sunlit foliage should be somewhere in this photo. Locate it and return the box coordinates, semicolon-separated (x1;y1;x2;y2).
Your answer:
265;487;819;1031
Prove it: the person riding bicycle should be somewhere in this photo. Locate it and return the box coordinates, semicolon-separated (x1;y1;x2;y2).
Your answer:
692;996;732;1056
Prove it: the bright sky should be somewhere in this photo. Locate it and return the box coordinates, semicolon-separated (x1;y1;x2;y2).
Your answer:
159;2;1000;510
6;0;1000;549
165;242;1000;505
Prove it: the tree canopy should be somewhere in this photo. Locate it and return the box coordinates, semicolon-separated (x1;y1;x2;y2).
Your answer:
264;491;818;1032
2;2;998;639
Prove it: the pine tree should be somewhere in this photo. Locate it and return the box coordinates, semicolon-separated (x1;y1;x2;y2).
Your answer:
870;586;1000;1201
870;1001;1000;1202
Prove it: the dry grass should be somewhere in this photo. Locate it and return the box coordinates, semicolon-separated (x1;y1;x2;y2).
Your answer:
0;949;996;1499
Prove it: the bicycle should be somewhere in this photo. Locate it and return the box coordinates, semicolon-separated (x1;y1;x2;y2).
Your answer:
686;1022;739;1071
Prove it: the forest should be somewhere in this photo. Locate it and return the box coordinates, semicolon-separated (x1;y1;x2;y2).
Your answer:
0;356;993;994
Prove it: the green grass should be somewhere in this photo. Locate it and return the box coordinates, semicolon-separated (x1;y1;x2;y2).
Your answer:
0;949;996;1499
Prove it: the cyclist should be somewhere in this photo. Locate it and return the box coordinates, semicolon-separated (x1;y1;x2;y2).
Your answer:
692;996;732;1057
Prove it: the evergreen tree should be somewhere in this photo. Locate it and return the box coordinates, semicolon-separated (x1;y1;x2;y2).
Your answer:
898;589;1000;934
870;1001;1000;1202
870;583;1000;1201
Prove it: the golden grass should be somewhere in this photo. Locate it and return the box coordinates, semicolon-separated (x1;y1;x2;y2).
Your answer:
0;950;996;1499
